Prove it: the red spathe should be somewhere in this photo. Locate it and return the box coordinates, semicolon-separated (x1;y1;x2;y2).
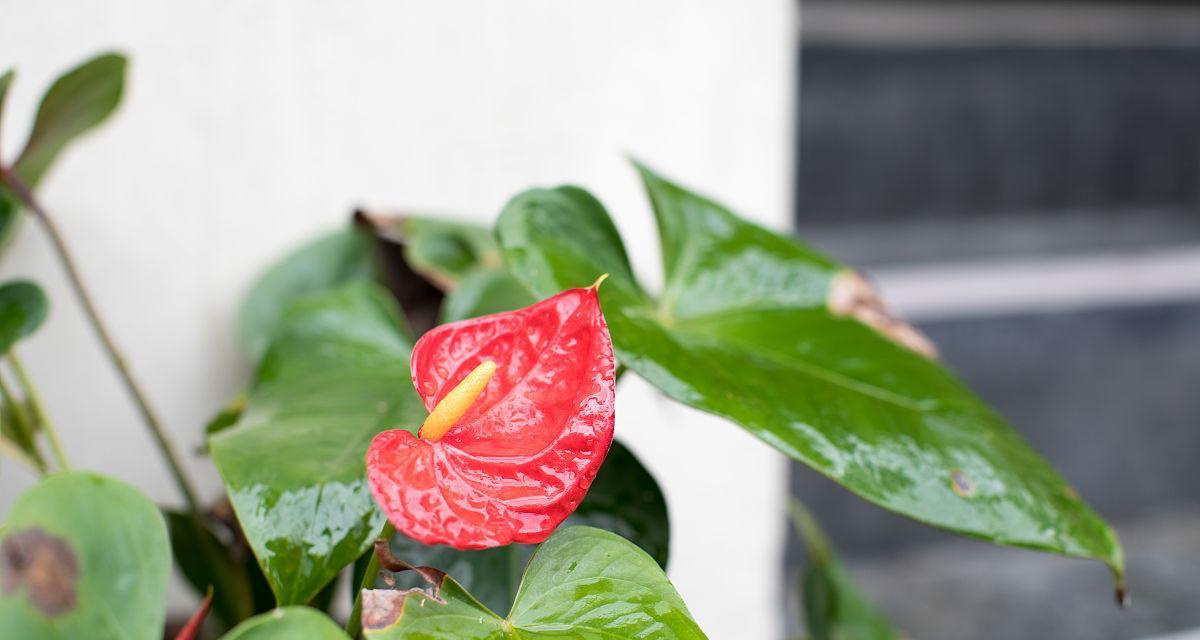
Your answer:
366;286;616;548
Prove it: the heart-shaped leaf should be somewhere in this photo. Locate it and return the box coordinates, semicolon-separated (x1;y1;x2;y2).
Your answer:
211;282;426;605
367;285;616;548
792;502;896;640
13;52;126;188
222;606;349;639
0;472;169;640
362;526;704;639
440;268;534;324
496;162;1124;584
392;217;502;290
382;439;669;616
239;227;378;360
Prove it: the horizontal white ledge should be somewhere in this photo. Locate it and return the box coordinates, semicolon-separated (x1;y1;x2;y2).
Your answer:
871;245;1200;322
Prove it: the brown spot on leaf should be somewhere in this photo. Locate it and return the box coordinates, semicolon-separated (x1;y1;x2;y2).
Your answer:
1;528;79;616
950;469;976;498
828;270;938;359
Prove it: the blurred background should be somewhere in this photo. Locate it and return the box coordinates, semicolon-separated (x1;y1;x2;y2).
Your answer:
0;2;1197;639
787;2;1200;639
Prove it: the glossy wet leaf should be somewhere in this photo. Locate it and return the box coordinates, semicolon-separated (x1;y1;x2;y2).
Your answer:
791;503;896;640
13;53;125;187
239;227;378;360
211;282;426;605
367;285;616;548
222;606;349;640
0;472;169;640
363;526;704;639
496;162;1124;583
383;440;670;616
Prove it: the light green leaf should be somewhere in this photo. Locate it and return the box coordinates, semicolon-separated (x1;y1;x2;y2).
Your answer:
496;162;1124;583
383;440;670;616
211;282;426;605
239;227;378;360
222;606;349;640
13;52;126;187
0;472;170;640
791;502;896;640
399;217;501;289
363;526;705;639
1;398;44;472
0;280;49;352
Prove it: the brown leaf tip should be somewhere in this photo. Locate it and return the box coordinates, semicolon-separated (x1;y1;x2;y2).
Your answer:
828;270;938;359
1;527;80;616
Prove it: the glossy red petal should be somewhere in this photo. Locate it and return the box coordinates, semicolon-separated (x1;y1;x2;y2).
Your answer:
367;286;615;548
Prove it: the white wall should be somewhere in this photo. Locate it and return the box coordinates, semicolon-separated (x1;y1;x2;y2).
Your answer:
0;2;796;636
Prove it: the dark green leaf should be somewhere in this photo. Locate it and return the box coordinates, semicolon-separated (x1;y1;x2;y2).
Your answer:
13;52;126;187
239;227;378;360
383;440;670;616
0;189;20;255
496;162;1124;583
205;392;247;438
0;280;48;352
222;606;349;640
363;526;704;639
0;472;169;639
791;502;897;640
211;282;426;605
166;510;268;630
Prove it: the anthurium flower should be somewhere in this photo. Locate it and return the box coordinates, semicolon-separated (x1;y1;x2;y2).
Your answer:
366;280;616;549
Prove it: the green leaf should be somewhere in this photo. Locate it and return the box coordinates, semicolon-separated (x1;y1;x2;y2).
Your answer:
0;280;49;352
383;440;670;616
222;606;349;640
400;217;501;289
211;282;426;605
440;268;535;323
791;502;896;640
166;510;272;630
363;526;705;639
13;52;126;187
496;162;1124;582
1;398;44;472
0;190;20;255
0;471;170;640
0;69;14;125
239;227;379;360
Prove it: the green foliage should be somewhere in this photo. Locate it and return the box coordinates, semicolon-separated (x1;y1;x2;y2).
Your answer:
239;228;378;360
222;606;351;639
0;281;49;468
792;503;896;640
440;268;534;323
400;217;502;289
363;526;705;639
211;282;426;605
12;53;126;188
384;440;670;616
0;280;49;352
165;510;273;630
496;161;1123;581
0;472;169;640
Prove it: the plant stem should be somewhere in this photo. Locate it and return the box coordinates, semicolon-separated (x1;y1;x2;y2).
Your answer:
346;522;395;638
0;166;201;511
9;351;70;471
0;370;47;473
